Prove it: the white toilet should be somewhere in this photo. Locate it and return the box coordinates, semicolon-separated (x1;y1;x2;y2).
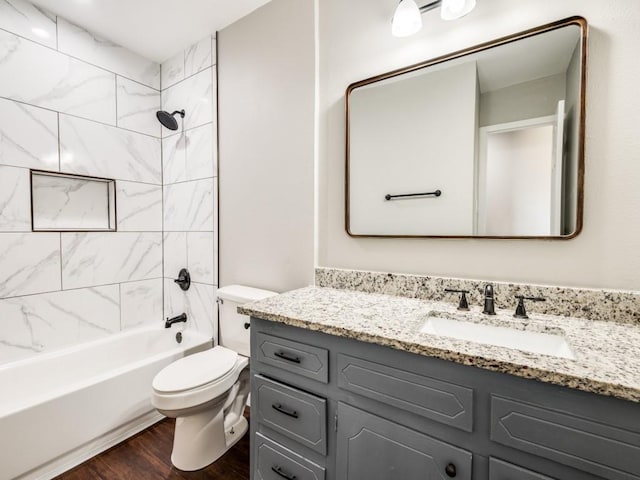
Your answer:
151;285;277;471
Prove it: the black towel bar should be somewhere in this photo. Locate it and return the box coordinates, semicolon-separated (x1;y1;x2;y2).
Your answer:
385;190;442;201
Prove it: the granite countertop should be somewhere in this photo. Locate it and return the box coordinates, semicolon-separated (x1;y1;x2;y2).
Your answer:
239;286;640;403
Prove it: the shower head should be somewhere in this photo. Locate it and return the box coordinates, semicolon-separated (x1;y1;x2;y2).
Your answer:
156;109;185;130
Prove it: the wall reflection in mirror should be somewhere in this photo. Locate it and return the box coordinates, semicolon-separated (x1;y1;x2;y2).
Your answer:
346;18;586;238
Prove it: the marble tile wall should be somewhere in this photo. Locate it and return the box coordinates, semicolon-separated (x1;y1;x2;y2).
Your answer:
0;0;166;365
161;35;218;341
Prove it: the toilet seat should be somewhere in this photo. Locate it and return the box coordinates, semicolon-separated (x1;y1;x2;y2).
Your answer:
152;346;249;412
154;347;238;393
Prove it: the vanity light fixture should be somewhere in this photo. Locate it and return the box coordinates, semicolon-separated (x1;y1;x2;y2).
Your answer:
391;0;476;37
440;0;477;20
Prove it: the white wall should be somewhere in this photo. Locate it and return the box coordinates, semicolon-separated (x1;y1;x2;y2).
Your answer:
318;0;640;290
349;61;477;236
479;73;566;127
564;44;582;234
483;126;554;236
217;0;315;293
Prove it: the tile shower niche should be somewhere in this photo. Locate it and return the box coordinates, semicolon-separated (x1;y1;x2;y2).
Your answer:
30;170;117;231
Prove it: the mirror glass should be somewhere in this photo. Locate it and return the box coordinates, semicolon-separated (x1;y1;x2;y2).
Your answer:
347;18;585;238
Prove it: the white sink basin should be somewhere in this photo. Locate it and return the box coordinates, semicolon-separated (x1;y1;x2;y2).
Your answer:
419;316;575;360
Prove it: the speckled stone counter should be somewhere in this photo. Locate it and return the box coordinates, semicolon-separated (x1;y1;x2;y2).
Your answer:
239;286;640;403
316;267;640;325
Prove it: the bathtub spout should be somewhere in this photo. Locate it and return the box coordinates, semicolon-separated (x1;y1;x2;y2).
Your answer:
165;313;187;328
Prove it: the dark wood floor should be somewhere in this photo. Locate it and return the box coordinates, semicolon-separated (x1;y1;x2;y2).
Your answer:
55;413;250;480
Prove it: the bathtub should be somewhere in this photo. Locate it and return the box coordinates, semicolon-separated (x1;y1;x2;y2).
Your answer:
0;326;211;480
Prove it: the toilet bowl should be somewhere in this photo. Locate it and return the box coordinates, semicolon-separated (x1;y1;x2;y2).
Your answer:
151;285;277;471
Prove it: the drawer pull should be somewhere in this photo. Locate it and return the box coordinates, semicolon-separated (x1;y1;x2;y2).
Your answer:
272;465;297;480
272;403;299;419
445;463;457;477
274;351;301;364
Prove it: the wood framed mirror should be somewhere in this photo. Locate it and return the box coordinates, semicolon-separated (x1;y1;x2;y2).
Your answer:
346;17;587;239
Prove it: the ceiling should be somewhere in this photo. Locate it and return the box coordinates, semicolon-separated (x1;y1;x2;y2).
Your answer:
476;25;581;93
29;0;272;63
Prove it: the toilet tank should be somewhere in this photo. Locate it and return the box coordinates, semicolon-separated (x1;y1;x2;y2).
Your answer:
216;285;278;357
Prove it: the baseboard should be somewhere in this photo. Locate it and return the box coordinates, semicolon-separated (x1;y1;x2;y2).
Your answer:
20;411;165;480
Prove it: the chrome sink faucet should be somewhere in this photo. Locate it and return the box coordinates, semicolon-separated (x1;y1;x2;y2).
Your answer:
482;284;496;315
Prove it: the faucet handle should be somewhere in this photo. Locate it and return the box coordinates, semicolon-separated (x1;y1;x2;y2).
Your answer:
444;288;470;311
513;295;546;319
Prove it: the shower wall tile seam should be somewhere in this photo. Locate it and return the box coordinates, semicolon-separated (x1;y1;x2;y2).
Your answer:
0;94;162;141
118;282;122;331
0;26;160;92
192;281;217;287
161;279;217;288
180;51;214;83
163;176;216;187
160;113;166;322
59;232;63;290
163;230;215;233
114;74;118;128
160;67;214;95
0;164;162;188
0;277;165;302
56;112;61;171
161;120;214;140
185;230;190;276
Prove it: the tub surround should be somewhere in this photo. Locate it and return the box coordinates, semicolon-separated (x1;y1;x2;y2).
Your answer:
316;267;640;325
0;0;219;364
239;286;640;402
0;0;164;365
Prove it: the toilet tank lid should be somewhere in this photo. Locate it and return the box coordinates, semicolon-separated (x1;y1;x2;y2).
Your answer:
217;285;278;304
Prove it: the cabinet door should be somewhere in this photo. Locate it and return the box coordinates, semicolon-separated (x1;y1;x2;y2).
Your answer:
491;395;640;480
489;457;555;480
336;403;472;480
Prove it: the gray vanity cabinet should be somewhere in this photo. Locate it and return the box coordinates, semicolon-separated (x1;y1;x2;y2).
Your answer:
488;457;555;480
336;402;472;480
249;318;640;480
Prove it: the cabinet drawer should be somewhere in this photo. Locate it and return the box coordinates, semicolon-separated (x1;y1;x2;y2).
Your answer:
489;457;555;480
255;433;325;480
256;332;329;383
336;402;472;480
491;395;640;480
337;353;473;431
254;374;327;455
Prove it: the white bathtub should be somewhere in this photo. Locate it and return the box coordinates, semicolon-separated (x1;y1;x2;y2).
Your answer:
0;326;211;480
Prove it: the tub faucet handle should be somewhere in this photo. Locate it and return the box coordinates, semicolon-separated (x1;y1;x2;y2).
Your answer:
174;268;191;291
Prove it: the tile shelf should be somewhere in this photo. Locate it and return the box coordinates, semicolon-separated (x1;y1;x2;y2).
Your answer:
30;170;117;232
